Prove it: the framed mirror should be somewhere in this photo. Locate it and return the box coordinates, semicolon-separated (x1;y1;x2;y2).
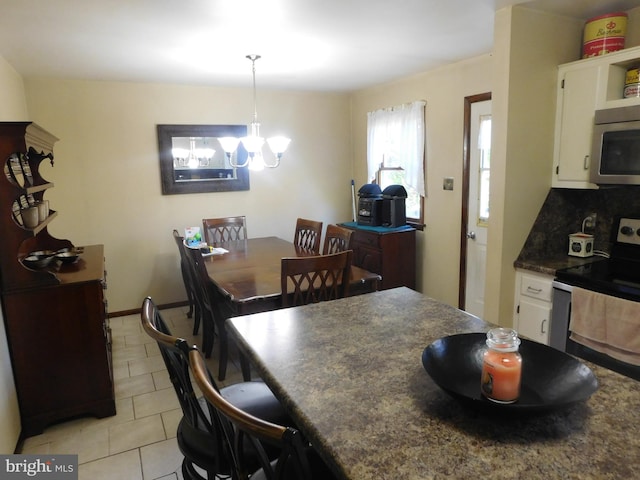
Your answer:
157;124;249;194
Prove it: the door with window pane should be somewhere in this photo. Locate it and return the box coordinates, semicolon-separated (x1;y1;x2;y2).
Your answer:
465;99;491;318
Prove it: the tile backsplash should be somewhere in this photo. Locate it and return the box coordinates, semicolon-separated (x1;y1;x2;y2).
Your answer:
518;186;640;261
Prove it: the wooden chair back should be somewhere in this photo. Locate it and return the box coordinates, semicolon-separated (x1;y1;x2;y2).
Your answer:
140;297;230;477
185;247;219;353
202;216;247;245
322;224;353;255
293;218;323;254
281;250;352;307
188;345;323;480
185;246;237;380
172;229;198;333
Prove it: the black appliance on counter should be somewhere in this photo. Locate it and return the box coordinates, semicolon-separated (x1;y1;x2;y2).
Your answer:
357;184;383;226
381;185;407;227
551;216;640;381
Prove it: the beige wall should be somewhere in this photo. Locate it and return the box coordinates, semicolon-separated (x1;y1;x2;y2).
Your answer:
351;55;492;306
484;6;584;325
24;79;352;312
0;55;26;453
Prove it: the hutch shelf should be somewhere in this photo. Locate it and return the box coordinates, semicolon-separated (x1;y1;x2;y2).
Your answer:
0;122;115;437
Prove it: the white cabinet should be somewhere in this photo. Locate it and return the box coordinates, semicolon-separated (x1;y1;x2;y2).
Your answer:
552;45;640;189
514;270;553;345
552;66;600;188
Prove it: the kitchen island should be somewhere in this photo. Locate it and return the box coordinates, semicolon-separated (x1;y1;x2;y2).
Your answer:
228;287;640;479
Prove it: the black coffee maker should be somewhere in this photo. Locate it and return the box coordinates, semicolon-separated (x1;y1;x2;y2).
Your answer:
381;185;407;227
357;184;383;226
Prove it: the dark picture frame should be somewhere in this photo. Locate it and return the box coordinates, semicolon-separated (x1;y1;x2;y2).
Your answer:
157;124;249;195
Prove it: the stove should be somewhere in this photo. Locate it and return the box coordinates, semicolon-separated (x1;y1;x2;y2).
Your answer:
552;217;640;381
555;217;640;301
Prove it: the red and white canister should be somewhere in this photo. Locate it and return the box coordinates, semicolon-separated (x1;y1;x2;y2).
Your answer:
582;12;627;59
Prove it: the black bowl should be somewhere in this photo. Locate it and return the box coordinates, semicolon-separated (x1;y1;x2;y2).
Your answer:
22;255;54;269
55;251;80;264
29;250;55;259
422;333;598;413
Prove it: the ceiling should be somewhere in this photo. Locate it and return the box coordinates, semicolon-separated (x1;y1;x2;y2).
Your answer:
0;0;638;92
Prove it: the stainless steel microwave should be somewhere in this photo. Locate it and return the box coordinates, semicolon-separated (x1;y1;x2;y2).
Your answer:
590;105;640;185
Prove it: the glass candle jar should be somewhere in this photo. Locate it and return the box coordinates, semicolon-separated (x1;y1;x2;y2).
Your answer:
480;328;522;404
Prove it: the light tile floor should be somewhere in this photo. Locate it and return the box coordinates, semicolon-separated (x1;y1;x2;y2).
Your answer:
18;305;246;480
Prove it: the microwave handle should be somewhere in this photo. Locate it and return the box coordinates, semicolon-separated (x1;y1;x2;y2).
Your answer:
583;154;590;170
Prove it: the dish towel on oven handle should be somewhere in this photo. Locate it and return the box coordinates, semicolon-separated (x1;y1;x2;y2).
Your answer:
569;286;640;366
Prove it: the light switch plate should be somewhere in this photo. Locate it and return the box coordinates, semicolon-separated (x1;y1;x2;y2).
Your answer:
443;177;454;190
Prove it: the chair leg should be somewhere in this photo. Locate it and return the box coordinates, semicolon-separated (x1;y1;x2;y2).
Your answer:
240;353;251;382
217;325;228;381
180;263;195;319
192;302;201;336
185;289;194;319
202;309;215;359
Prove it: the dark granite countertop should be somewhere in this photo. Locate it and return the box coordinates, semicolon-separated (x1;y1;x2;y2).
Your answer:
514;254;607;276
228;287;640;480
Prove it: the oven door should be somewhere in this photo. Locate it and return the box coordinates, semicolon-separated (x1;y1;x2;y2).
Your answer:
553;280;640;381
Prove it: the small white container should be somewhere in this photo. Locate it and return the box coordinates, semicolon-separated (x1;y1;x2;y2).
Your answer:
21;206;39;228
37;201;48;222
568;233;594;257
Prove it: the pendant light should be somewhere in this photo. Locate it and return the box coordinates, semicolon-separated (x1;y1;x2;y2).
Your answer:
219;55;291;170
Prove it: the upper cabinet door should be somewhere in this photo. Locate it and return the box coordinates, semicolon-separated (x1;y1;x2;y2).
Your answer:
552;66;600;189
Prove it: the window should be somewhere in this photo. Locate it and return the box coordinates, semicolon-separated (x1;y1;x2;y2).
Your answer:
367;101;425;225
477;114;491;224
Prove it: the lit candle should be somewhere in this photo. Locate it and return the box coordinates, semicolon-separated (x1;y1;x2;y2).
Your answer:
480;328;522;403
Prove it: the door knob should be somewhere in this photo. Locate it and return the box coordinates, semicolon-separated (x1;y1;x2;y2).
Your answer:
467;231;476;240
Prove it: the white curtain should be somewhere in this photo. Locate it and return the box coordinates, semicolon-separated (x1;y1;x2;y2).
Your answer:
367;100;426;196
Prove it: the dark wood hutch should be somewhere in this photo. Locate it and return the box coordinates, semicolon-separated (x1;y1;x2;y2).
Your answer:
0;122;115;437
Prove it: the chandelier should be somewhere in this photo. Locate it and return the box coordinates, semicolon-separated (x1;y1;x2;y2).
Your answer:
218;55;291;171
172;137;215;169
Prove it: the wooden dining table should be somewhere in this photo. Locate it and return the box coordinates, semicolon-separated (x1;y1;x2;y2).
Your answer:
204;236;381;316
227;287;640;480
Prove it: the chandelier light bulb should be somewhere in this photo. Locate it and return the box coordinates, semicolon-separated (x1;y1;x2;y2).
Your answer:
248;151;265;171
267;136;291;156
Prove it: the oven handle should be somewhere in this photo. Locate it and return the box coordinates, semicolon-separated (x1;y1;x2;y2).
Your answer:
552;280;573;293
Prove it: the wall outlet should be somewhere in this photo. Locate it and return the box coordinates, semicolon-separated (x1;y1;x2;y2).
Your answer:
583;213;597;230
443;177;454;191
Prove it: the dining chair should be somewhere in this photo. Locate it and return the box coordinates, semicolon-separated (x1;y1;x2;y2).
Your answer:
293;218;323;254
184;245;249;381
173;229;199;334
184;246;229;378
140;297;295;479
281;250;352;307
322;224;354;255
188;344;338;480
202;216;247;246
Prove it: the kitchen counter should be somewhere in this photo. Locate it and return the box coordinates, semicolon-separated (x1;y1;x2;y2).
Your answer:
514;254;606;276
229;287;640;479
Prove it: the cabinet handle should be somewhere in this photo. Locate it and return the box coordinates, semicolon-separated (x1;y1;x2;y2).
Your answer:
526;286;542;294
541;318;547;334
583;154;590;170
